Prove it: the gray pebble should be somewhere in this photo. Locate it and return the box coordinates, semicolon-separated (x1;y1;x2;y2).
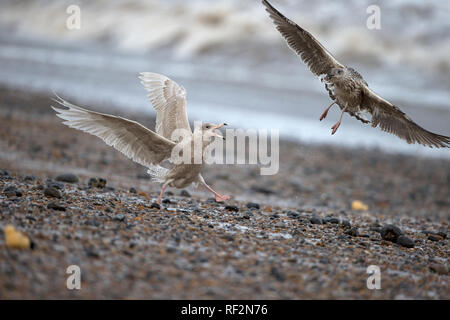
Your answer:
47;202;66;211
44;187;61;198
55;173;79;183
397;235;415;248
310;216;323;224
113;214;126;222
380;224;403;242
246;202;260;210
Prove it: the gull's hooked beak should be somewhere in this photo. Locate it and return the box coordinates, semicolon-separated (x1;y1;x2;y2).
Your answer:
213;123;227;140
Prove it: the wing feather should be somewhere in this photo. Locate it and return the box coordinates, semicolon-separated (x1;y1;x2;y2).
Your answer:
262;0;344;76
51;95;176;167
139;72;192;141
362;87;450;148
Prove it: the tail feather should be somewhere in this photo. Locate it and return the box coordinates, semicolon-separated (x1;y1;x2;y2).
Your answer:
147;165;169;182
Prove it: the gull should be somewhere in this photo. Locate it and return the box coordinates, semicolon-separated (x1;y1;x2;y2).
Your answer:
262;0;450;148
51;72;230;205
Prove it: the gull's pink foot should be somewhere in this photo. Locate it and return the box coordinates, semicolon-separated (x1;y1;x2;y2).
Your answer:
320;109;329;121
331;122;341;135
215;194;230;202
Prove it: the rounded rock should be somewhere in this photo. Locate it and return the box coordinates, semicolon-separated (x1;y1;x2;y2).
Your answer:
44;187;62;198
397;235;415;248
55;173;79;183
380;224;403;242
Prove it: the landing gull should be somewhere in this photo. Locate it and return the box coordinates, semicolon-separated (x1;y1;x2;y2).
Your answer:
262;0;450;148
51;72;230;205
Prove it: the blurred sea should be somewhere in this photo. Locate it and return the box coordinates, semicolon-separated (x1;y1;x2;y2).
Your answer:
0;0;449;157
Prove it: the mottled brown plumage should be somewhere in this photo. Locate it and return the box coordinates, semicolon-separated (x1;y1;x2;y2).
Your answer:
262;0;450;148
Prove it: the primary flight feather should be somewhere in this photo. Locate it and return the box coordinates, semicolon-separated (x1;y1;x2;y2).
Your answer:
262;0;450;148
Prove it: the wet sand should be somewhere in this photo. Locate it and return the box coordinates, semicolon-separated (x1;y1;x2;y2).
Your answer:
0;86;448;299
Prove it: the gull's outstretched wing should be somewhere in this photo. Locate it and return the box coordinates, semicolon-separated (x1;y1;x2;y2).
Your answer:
262;0;344;77
51;95;177;167
362;87;450;148
139;72;192;142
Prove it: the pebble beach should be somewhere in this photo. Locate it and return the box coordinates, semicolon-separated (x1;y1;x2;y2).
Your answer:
0;86;448;299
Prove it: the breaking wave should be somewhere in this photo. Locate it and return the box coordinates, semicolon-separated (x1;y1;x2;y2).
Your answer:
0;0;449;73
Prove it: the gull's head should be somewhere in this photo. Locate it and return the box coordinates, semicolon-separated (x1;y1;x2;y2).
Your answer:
326;67;345;81
201;122;227;141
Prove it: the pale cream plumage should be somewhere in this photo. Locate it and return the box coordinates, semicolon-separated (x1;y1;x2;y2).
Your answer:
52;73;230;205
52;95;176;168
139;72;192;142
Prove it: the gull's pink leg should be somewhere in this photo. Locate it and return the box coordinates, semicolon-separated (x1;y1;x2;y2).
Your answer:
156;185;165;205
331;106;347;135
157;180;171;205
320;101;336;121
202;181;230;202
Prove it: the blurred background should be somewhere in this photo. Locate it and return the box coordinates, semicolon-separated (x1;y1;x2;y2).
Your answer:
0;0;449;156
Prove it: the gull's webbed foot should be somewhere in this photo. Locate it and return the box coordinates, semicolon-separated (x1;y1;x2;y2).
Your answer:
331;121;341;135
320;102;336;121
320;109;329;121
215;194;231;202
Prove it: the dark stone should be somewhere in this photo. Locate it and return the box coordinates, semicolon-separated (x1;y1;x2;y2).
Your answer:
310;216;322;224
55;173;79;183
397;235;415;248
180;190;191;197
246;202;260;210
225;205;239;212
24;175;35;181
0;169;10;176
47;181;64;190
3;186;22;197
44;187;61;198
344;227;359;237
428;235;443;242
88;177;107;189
113;214;126;222
270;267;286;282
287;211;299;218
380;225;403;242
151;203;161;210
422;230;447;240
129;187;137;194
341;219;351;228
329;218;340;224
221;234;234;241
251;185;275;195
47;202;66;211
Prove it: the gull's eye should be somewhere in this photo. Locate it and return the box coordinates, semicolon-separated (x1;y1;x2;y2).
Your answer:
205;125;210;129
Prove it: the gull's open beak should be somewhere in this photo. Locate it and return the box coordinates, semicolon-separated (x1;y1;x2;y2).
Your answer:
213;123;227;140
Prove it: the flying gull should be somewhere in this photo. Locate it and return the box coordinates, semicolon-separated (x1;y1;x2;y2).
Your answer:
52;72;230;205
262;0;450;148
